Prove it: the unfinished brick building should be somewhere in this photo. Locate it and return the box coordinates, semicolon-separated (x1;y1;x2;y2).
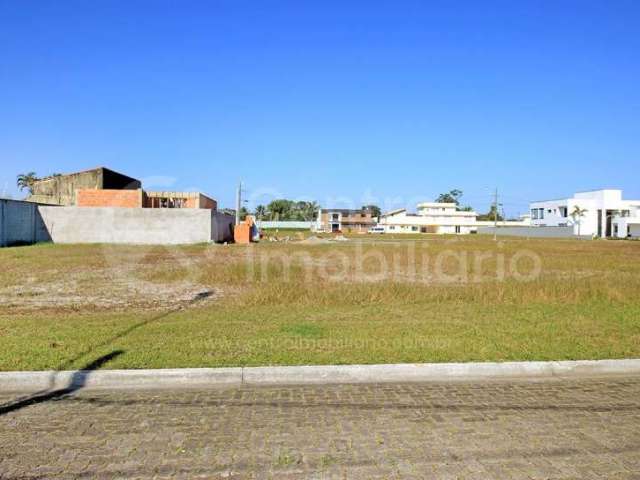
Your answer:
29;167;217;210
28;167;141;206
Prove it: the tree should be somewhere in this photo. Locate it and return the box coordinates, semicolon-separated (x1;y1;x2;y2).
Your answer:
266;199;294;221
435;189;472;211
477;205;504;222
571;205;588;236
298;201;320;221
254;204;267;220
16;172;39;194
435;189;463;205
361;204;381;218
263;199;320;221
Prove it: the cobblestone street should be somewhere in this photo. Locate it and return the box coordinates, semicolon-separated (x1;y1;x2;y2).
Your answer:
1;376;640;479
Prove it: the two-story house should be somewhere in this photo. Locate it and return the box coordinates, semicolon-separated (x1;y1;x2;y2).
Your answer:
316;208;377;233
378;202;477;234
529;189;640;238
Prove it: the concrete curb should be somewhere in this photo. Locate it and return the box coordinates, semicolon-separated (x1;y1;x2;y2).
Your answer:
1;359;640;392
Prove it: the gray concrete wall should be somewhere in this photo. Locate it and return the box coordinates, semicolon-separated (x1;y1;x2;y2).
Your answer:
477;226;581;238
211;212;235;243
38;207;213;245
0;199;52;247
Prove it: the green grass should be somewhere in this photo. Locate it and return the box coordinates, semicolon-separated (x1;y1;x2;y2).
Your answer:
1;237;639;371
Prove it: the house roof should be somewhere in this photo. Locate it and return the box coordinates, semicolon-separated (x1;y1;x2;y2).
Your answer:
381;208;406;217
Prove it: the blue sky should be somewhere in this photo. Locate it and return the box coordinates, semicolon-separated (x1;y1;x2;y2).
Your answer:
1;0;639;216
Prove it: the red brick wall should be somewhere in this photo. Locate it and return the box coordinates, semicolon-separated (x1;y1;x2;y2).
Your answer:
76;189;142;208
199;196;217;210
186;195;216;209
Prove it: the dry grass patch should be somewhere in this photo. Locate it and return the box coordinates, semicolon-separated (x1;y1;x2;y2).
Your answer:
0;236;639;370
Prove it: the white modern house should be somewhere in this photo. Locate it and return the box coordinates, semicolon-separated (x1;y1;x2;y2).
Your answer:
378;202;477;234
530;189;640;238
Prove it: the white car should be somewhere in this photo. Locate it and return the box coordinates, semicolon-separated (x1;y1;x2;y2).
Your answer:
368;226;385;234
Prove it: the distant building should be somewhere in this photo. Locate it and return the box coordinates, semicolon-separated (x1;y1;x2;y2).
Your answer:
28;167;217;210
316;208;377;233
519;213;532;225
28;167;140;206
142;191;216;210
378;202;477;234
530;189;640;238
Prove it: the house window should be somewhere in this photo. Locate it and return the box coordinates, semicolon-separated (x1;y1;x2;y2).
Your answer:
389;226;395;230
411;226;418;232
331;213;339;221
531;208;545;220
559;207;568;218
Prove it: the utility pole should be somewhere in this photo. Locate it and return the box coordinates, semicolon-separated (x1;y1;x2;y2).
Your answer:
493;188;498;241
235;181;242;226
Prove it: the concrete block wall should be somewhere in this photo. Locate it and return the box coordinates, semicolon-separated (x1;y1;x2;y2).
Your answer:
1;202;234;246
76;189;143;208
211;212;235;243
477;226;579;238
38;207;216;245
0;199;52;247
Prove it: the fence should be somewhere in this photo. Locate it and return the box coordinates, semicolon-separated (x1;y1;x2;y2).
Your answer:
476;226;581;238
258;221;314;229
1;202;235;246
0;199;52;247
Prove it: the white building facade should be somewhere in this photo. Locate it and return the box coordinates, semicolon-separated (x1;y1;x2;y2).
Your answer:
378;203;477;234
530;189;640;238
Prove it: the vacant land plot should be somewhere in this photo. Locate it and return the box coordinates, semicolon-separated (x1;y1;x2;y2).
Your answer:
1;236;639;371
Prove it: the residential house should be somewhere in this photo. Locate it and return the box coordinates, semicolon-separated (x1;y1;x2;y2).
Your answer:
378;202;477;234
316;208;377;233
530;189;640;238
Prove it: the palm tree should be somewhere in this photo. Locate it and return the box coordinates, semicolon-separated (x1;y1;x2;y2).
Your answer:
300;201;320;221
571;205;588;236
16;172;39;195
267;199;293;221
308;201;320;221
254;204;267;220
